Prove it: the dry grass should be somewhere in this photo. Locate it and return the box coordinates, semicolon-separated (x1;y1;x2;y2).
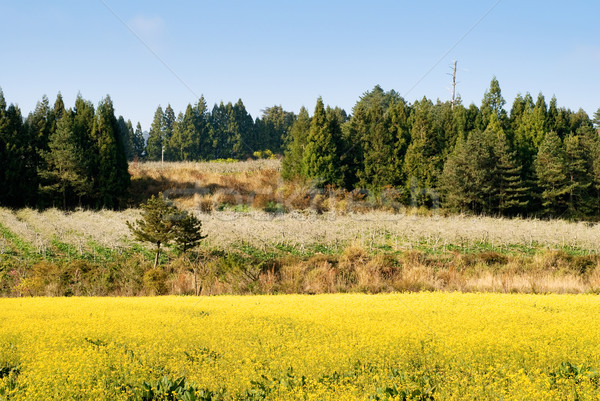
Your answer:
2;208;600;256
3;160;600;296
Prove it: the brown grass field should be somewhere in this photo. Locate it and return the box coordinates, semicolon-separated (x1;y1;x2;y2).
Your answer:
2;160;600;296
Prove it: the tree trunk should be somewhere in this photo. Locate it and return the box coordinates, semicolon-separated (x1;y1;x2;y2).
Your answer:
154;243;161;268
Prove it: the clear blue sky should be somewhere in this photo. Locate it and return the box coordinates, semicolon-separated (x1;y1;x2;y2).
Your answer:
1;1;599;130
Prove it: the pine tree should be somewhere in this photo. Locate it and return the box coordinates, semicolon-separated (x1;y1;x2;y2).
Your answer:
162;104;176;160
127;193;178;268
440;136;471;212
210;102;232;159
194;96;212;160
564;134;592;217
355;88;408;191
281;106;310;180
146;106;165;161
173;212;207;253
40;111;90;208
0;99;35;207
403;98;443;206
92;96;130;209
582;125;600;215
480;76;507;130
24;95;53;204
535;131;569;216
302;98;342;187
127;193;207;267
116;116;136;161
72;95;97;204
487;114;528;214
231;99;254;158
169;105;197;161
593;107;600;129
133;122;145;160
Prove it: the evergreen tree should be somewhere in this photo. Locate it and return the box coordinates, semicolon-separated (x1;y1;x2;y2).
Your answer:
72;95;97;204
593;107;600;129
582;125;600;215
127;193;178;268
27;95;53;154
440;136;471;212
347;86;409;191
194;96;212;160
535;131;569;216
146;106;165;161
441;129;497;214
173;212;207;253
162;104;176;161
128;193;207;267
403;98;443;205
169;105;197;161
0;99;35;206
487;114;528;214
231;99;254;158
209;102;231;159
564;134;592;217
92;96;130;208
116;116;136;161
480;76;507;130
302;98;342;187
52;93;65;128
133;122;145;160
281;106;310;180
257;105;295;153
39;111;90;208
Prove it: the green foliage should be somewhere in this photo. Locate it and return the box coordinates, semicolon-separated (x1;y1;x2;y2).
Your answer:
281;106;310;180
252;149;275;159
128;193;207;267
302;98;343;187
133;376;220;401
535;131;569;216
146;106;165;161
93;95;130;208
142;268;168;295
39;110;91;208
127;193;179;268
403;98;444;206
173;213;207;253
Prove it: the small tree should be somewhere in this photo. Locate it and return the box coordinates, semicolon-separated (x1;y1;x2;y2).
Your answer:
128;193;207;268
173;212;207;253
128;194;177;268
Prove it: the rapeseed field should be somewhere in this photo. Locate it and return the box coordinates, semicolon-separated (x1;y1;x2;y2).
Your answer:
1;293;599;400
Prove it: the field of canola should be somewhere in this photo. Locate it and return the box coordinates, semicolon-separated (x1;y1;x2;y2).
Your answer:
1;293;600;400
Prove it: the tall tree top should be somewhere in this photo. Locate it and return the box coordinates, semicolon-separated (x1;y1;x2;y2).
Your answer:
481;76;506;119
0;87;6;112
53;92;65;120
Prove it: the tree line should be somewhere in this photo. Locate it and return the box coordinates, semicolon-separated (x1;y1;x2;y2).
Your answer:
1;80;600;218
282;80;600;219
0;91;130;209
0;90;294;209
145;99;295;161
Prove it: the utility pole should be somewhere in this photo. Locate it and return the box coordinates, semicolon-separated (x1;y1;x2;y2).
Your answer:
451;60;457;110
161;144;164;166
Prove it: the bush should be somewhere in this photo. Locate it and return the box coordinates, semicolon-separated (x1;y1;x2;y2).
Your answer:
143;268;168;295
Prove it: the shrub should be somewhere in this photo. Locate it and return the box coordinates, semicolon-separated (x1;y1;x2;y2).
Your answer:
143;268;168;295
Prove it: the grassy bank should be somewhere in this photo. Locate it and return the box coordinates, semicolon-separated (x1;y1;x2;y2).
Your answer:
1;207;600;296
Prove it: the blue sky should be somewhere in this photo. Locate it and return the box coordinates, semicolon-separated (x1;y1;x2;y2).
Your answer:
1;1;599;130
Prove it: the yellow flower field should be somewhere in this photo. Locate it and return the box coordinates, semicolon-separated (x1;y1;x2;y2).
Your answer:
1;293;600;400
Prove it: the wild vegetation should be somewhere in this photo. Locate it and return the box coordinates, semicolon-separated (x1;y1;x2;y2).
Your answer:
2;81;599;218
2;176;600;297
2;293;600;400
